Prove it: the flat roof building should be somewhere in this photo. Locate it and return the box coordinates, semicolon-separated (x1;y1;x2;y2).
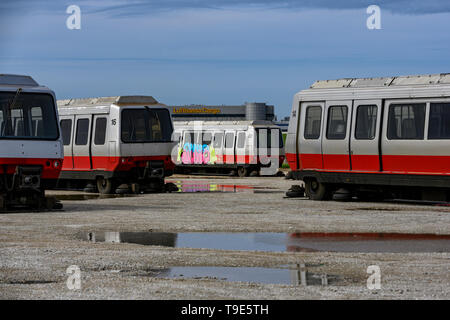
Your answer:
167;102;275;122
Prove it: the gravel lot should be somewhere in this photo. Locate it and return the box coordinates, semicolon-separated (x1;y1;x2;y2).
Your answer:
0;175;449;299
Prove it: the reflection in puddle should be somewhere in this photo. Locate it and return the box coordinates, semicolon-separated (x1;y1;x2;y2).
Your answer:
130;265;336;286
84;232;177;247
166;180;280;193
55;194;138;201
80;231;450;253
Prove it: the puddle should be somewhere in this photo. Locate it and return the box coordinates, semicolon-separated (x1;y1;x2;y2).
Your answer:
166;180;281;193
83;232;177;247
80;231;450;253
54;194;138;201
132;265;337;286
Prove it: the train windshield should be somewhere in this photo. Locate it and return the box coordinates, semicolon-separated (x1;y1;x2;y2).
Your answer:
121;108;173;143
0;92;59;140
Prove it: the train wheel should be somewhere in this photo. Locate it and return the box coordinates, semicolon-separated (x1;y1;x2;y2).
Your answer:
97;177;117;194
237;167;248;177
305;179;329;200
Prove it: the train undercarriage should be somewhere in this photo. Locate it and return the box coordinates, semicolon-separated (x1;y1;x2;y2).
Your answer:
0;165;62;211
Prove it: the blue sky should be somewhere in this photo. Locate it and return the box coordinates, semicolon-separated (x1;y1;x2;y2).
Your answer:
1;1;450;118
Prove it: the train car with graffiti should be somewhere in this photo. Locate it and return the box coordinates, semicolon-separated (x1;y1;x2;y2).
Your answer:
172;120;285;177
0;74;64;210
285;73;450;201
57;96;175;194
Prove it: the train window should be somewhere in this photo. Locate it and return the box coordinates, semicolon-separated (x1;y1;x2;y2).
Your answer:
326;106;348;140
304;106;322;139
237;132;246;148
121;109;173;143
149;109;173;142
60;119;72;146
30;107;44;137
75;118;90;145
0;92;58;140
94;117;107;145
184;132;194;143
387;103;425;140
257;129;283;149
225;132;235;148
428;103;450;139
202;132;212;145
355;105;377;140
213;132;224;148
172;131;181;143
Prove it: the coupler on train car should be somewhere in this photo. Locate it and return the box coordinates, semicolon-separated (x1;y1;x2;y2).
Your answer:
0;165;62;211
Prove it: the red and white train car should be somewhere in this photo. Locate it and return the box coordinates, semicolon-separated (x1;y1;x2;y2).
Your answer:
285;74;450;201
57;96;175;194
0;74;63;209
172;120;285;177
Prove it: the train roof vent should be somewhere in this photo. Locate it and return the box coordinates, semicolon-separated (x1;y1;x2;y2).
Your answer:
58;96;158;107
0;74;39;87
310;79;353;89
349;77;394;87
390;74;442;86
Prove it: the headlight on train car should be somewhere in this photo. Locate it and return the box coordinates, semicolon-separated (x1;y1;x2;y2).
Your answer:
53;160;60;168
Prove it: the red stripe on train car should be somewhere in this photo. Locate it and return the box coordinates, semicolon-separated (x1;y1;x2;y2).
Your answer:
323;154;350;171
289;153;450;175
382;155;450;174
0;158;63;179
62;155;175;172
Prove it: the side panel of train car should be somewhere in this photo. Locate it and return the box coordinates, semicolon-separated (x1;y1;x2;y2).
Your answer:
0;74;64;209
57;97;175;194
172;121;285;177
285;74;450;201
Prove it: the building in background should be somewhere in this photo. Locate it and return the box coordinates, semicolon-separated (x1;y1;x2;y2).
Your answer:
167;102;275;122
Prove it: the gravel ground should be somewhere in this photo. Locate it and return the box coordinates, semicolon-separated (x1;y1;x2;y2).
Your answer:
0;175;449;300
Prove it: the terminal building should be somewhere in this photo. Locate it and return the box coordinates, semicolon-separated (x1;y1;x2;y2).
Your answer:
166;102;275;122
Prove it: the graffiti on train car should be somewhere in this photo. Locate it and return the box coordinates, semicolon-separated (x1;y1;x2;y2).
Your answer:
178;143;218;165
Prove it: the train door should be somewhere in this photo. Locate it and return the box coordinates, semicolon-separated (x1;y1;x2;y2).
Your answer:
235;130;247;164
180;131;194;165
91;115;109;170
322;101;352;171
298;102;325;170
60;116;74;169
72;115;92;170
224;131;236;164
201;131;213;165
212;131;224;164
350;100;382;171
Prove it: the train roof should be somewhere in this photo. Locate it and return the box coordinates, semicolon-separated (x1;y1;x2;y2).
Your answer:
297;73;450;101
173;120;280;128
57;96;159;108
0;74;40;87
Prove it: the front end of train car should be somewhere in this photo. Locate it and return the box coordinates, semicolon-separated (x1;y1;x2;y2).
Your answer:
0;74;63;209
111;104;175;193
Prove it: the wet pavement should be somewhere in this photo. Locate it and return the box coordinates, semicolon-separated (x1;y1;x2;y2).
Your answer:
129;265;339;286
166;180;283;193
79;231;450;253
2;176;449;299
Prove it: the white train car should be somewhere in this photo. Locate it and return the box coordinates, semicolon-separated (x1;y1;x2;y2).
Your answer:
172;120;285;177
285;73;450;201
57;96;176;194
0;74;64;209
